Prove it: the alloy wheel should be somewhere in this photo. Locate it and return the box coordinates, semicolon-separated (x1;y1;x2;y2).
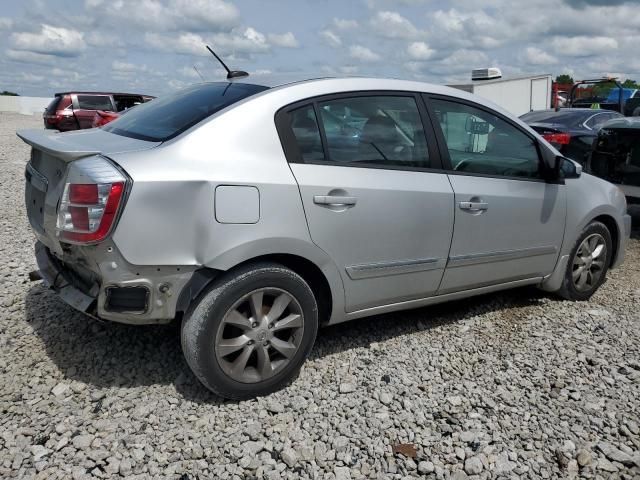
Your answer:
572;233;607;292
214;288;304;383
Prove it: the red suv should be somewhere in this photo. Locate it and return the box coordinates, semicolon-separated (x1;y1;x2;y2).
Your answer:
43;92;154;131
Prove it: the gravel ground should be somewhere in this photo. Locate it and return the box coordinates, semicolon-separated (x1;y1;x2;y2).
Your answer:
1;111;640;480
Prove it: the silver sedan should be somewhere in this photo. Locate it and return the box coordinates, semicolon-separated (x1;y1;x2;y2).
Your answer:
19;76;631;399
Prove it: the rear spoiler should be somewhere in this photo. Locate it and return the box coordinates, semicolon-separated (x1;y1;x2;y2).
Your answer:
16;129;100;162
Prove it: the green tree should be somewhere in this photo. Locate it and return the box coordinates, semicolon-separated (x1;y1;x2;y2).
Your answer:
622;79;639;89
0;90;19;96
555;74;574;84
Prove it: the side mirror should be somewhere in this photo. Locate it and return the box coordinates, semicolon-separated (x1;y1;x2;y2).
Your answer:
554;156;582;179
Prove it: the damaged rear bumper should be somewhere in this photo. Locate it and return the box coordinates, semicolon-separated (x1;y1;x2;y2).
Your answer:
35;241;99;318
34;241;196;325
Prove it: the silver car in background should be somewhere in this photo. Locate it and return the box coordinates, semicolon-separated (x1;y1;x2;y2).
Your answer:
19;77;631;399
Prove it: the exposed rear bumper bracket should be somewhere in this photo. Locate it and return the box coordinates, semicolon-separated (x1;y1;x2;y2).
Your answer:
35;241;97;314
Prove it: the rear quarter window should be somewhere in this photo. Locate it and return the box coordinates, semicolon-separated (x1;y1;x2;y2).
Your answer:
103;83;269;142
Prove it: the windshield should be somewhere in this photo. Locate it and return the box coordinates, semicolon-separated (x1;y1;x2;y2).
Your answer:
606;88;636;103
103;82;269;142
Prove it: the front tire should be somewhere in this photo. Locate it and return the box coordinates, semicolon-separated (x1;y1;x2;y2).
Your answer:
557;221;612;300
181;262;318;400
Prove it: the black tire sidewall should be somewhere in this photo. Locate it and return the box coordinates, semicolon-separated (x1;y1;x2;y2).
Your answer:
182;263;318;399
562;222;612;301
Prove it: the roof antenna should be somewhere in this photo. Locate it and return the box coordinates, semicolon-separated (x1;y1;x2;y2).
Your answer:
206;45;249;79
193;65;205;82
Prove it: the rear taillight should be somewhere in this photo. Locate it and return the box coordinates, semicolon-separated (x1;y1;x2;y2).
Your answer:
542;132;571;145
56;157;127;244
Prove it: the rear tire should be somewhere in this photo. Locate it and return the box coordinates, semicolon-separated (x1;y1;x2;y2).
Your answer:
181;262;318;400
633;107;640;117
557;221;612;301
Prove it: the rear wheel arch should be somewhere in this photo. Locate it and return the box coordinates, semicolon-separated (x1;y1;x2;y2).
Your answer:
177;253;334;325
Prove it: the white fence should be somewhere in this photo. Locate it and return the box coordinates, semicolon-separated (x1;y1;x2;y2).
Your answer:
0;96;50;115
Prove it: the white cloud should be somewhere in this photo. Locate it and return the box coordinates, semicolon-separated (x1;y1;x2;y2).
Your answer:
333;18;359;30
320;30;342;47
438;49;490;73
349;45;381;63
51;68;84;81
112;60;149;73
11;25;86;57
551;35;618;56
6;49;58;65
21;73;45;83
0;17;12;29
85;31;125;48
267;32;299;48
407;42;434;60
524;47;558;65
85;0;239;31
145;27;271;57
370;11;420;39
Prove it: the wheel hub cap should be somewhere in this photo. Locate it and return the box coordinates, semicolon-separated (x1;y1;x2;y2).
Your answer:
572;233;606;292
214;288;304;384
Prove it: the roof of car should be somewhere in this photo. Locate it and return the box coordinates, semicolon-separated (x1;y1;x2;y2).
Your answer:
525;108;613;115
54;91;152;97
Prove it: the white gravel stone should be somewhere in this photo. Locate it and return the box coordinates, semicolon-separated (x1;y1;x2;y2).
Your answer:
51;383;70;396
71;435;93;450
280;447;297;468
418;461;435;474
334;466;351;480
465;456;483;475
339;383;356;393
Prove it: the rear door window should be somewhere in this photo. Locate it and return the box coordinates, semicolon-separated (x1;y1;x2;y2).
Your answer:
318;96;430;169
104;82;268;142
77;95;114;111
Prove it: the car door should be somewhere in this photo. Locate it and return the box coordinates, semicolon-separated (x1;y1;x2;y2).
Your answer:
73;94;116;129
425;95;567;293
276;92;455;313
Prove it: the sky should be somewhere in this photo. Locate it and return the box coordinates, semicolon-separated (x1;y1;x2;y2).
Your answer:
0;0;639;97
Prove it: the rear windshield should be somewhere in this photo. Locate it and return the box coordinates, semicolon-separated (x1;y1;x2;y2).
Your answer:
520;110;588;127
103;82;269;142
45;96;62;114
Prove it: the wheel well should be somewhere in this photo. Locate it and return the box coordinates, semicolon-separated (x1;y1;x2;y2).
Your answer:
254;254;333;325
177;254;334;325
593;215;619;267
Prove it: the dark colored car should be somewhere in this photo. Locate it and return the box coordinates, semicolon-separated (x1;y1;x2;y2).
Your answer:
520;108;624;163
43;92;154;131
587;117;640;202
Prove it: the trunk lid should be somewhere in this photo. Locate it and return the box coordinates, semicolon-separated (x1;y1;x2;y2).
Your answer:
19;128;160;253
527;122;564;135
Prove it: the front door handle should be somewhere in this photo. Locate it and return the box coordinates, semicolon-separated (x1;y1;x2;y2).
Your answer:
313;195;357;206
459;201;488;211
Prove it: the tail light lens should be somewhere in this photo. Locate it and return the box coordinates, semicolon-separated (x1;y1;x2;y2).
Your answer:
56;157;127;244
542;132;571;145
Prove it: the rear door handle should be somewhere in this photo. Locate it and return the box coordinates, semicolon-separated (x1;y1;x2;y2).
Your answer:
313;195;357;206
459;201;488;211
